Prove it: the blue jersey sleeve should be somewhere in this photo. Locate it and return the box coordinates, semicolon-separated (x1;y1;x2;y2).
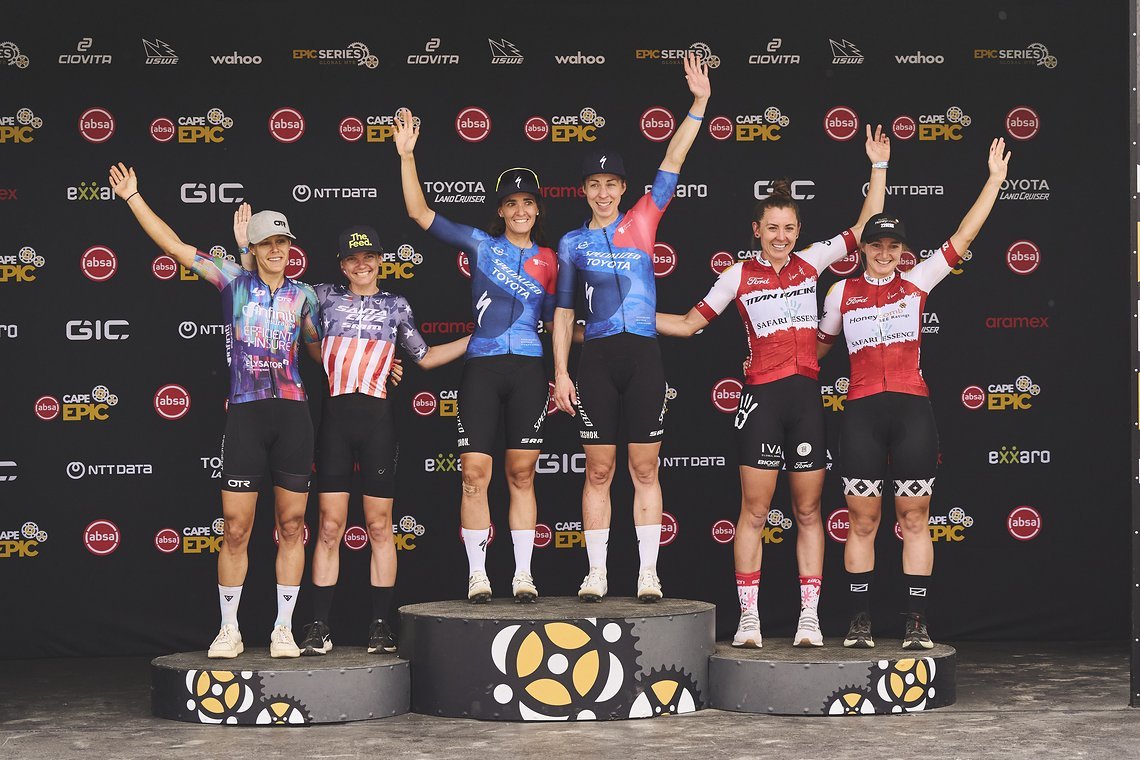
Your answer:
427;214;488;266
649;170;680;211
297;281;323;343
555;233;578;310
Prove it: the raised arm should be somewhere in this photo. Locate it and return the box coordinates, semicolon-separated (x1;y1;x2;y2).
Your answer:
108;163;197;269
552;307;577;415
949;138;1011;255
233;202;254;271
394;108;436;231
851;124;890;239
659;52;711;174
656;308;710;337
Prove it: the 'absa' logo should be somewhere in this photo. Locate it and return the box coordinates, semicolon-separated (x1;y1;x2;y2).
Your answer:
826;508;850;542
83;519;121;556
652;242;677;277
268;107;305;143
412;391;437;416
154;384;191;420
659;511;679;546
709;251;735;274
1006;240;1040;275
711;377;742;413
710;519;735;544
640;107;675;142
455;106;491;143
80;245;117;282
152;254;178;280
534;523;553;548
78;107;115;143
1007;505;1042;540
823;106;859;141
285;243;308;278
1005;106;1039;141
343;525;369;550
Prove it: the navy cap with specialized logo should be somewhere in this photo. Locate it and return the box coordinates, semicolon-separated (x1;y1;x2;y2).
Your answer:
860;212;909;248
495;167;542;202
337;225;383;259
580;148;626;182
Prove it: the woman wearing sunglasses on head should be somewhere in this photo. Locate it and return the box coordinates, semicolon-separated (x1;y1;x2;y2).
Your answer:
395;109;557;603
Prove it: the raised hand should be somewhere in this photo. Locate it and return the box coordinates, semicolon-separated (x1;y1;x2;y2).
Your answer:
108;162;137;200
987;137;1011;180
683;52;711;101
865;124;890;164
233;202;251;248
394;107;420;156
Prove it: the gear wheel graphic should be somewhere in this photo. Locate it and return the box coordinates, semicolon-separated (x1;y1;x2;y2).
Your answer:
184;669;265;724
254;693;311;725
823;685;877;715
628;666;702;718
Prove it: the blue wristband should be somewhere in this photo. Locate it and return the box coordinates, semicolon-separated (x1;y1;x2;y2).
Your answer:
687;111;703;122
238;246;249;254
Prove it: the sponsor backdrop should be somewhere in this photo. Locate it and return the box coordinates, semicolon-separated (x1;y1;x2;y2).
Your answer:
0;1;1130;657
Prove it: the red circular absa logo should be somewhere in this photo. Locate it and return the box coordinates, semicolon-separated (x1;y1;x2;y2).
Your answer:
154;384;191;420
898;250;918;273
653;242;677;278
269;107;305;143
534;523;552;548
81;245;118;282
456;106;491;143
823;106;859;141
457;251;471;278
711;377;742;413
34;395;61;421
84;519;121;556
826;508;850;543
1005;106;1040;141
152;254;179;280
707;115;733;141
961;385;985;410
285;243;308;278
709;251;735;274
339;116;365;142
892;115;916;141
711;519;735;544
659;512;679;546
829;252;860;276
79;107;115;143
150;117;176;143
154;528;180;554
1006;240;1040;275
524;116;549;142
412;391;437;416
640;107;675;142
1007;506;1042;540
343;525;369;550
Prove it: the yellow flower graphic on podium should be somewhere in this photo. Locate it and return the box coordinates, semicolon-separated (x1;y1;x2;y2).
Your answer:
490;619;640;720
875;657;937;712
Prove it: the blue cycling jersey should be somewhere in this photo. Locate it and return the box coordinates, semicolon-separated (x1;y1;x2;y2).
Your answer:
556;170;678;340
427;215;557;358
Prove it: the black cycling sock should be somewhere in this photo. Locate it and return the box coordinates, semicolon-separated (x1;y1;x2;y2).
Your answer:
310;583;335;623
846;571;873;618
904;573;929;617
371;585;394;621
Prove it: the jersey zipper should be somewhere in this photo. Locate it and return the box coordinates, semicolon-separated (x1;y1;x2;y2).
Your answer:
602;226;626;334
268;282;281;399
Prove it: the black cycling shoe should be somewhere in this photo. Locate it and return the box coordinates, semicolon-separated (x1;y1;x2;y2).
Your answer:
902;613;934;650
367;618;398;654
843;612;875;648
300;620;332;655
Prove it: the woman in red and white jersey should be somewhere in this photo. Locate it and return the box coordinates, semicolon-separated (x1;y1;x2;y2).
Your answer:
657;126;889;648
816;138;1011;650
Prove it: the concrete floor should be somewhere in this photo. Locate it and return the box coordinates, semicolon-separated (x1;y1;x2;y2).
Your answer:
1;642;1135;759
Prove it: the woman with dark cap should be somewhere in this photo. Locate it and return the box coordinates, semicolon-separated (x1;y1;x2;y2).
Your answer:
394;111;558;603
655;126;889;647
234;210;468;655
549;51;710;603
817;138;1011;650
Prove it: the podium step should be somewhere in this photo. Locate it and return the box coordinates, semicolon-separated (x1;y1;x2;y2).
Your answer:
399;597;715;721
151;648;410;724
709;640;957;715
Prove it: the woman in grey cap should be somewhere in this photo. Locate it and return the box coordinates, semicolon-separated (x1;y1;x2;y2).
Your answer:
110;163;320;660
395;110;558;604
817;138;1011;650
235;208;468;655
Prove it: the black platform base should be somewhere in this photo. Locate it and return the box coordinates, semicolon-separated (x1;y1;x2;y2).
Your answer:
399;597;715;721
151;648;410;725
709;640;957;715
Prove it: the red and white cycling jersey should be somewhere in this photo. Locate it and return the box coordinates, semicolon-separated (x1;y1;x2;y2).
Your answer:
817;240;961;400
694;230;855;385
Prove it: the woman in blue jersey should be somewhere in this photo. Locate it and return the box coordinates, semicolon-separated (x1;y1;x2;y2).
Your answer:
394;109;558;603
235;210;468;654
110;163;319;660
550;52;710;602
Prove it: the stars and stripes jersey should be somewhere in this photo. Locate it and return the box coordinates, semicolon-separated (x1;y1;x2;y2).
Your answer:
694;231;856;385
427;215;557;359
190;251;321;404
313;283;429;399
556;170;679;341
817;240;962;400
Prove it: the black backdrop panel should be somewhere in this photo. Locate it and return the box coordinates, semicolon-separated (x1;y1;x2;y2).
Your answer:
0;1;1130;656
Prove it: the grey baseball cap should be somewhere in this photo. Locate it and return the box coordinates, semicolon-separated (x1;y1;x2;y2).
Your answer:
248;210;296;245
